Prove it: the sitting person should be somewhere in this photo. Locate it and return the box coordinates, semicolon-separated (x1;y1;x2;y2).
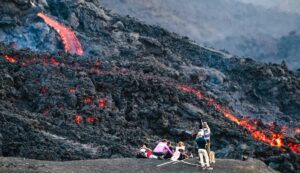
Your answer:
196;131;213;170
136;143;157;159
171;141;189;161
153;139;173;159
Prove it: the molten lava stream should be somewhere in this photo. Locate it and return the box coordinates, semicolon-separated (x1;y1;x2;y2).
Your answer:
37;12;83;56
177;85;300;153
1;55;18;63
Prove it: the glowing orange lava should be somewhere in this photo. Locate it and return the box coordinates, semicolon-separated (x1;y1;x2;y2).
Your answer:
37;12;83;56
2;55;18;63
21;57;60;66
86;116;96;124
288;142;300;153
85;97;92;104
98;98;107;108
74;114;82;124
22;57;37;66
177;85;300;153
49;58;60;65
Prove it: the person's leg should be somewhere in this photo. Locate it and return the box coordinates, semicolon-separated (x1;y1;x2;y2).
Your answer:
206;140;211;163
203;150;210;167
153;152;164;159
162;150;172;159
153;152;162;157
165;153;172;159
206;140;211;156
198;149;205;167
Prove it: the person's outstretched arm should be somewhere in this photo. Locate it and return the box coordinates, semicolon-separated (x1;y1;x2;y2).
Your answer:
145;146;152;151
165;145;173;155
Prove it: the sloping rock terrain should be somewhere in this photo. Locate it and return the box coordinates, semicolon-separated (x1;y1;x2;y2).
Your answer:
0;157;278;173
101;0;300;69
0;0;299;173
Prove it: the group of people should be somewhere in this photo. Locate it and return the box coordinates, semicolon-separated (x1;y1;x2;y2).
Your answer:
137;122;214;170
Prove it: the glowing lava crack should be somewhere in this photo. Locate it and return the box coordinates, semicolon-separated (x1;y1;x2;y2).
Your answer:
37;12;83;56
177;85;300;153
0;53;299;154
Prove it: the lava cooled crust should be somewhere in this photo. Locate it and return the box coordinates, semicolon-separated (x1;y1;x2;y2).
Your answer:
0;0;300;173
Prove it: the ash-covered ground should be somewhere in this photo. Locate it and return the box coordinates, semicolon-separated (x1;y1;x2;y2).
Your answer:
0;0;300;173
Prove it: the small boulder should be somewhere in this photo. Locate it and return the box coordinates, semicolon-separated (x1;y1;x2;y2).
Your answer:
112;21;125;30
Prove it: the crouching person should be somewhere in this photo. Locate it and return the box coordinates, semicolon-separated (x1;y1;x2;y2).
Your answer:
196;131;213;170
153;139;173;159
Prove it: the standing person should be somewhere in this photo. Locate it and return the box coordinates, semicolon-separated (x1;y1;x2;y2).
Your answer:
153;139;173;159
196;131;213;170
202;122;211;155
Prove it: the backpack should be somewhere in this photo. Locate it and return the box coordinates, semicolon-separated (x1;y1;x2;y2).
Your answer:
196;137;206;149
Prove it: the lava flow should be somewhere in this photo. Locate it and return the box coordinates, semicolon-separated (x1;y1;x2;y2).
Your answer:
1;54;18;63
37;12;83;56
177;85;300;153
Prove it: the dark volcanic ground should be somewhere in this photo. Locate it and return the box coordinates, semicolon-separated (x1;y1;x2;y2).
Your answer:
0;157;277;173
0;0;300;173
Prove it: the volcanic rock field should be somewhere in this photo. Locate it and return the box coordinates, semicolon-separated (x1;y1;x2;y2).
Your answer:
0;0;299;172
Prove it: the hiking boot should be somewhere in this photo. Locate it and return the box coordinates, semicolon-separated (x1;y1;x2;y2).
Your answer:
207;167;213;170
198;162;204;166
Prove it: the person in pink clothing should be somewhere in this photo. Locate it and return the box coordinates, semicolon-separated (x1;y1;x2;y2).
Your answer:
153;139;174;159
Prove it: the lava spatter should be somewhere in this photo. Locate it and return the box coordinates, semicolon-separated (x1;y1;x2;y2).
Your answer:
85;97;92;104
74;114;82;124
37;12;83;56
86;116;96;124
98;98;107;108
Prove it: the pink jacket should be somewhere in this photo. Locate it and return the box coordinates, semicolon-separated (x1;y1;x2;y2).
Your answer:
153;142;173;155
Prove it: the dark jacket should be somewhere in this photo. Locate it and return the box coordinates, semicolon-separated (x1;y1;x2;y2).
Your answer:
196;137;206;149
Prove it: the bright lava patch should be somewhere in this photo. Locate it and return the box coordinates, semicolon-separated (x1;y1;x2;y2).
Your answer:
177;85;300;153
37;12;84;56
2;55;18;63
